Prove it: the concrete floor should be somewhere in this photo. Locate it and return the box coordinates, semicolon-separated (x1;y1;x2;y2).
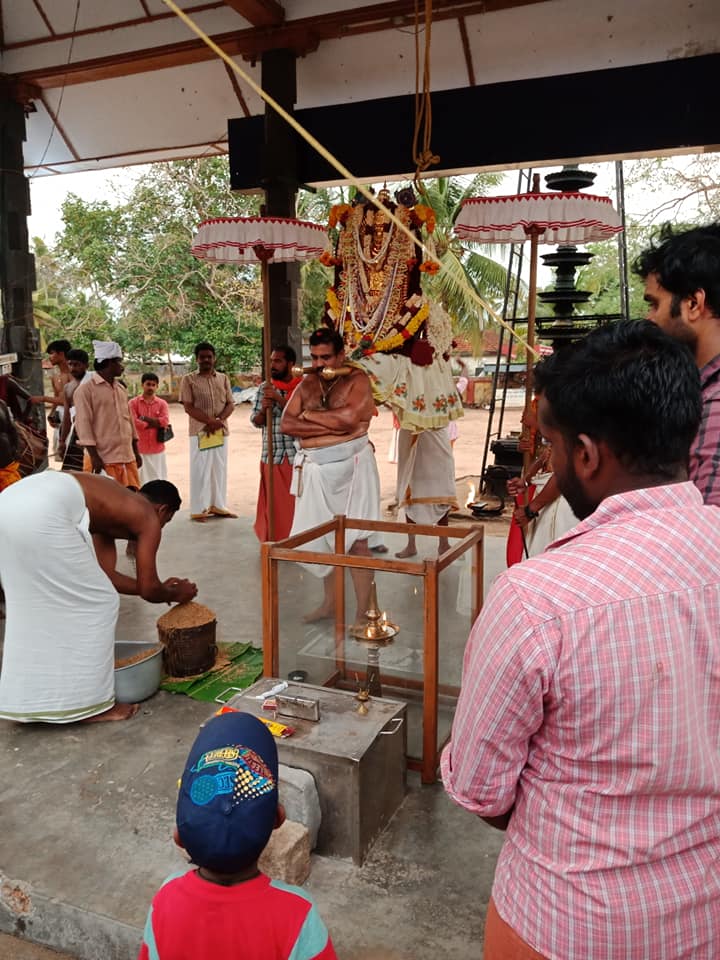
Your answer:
0;511;509;960
0;933;75;959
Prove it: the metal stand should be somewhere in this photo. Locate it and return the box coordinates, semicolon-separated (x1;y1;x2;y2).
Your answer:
349;581;399;699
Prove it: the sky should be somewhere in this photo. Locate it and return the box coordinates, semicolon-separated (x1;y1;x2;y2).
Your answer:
25;159;631;245
25;154;716;292
22;158;615;244
28;154;708;241
27;167;144;245
29;160;708;243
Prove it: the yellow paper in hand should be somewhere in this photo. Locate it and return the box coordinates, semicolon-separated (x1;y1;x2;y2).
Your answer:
198;429;225;450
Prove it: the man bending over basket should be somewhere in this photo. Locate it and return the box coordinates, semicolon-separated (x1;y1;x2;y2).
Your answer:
0;469;197;723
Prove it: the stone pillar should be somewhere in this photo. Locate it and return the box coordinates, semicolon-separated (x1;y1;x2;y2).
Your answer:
0;81;43;420
260;49;302;364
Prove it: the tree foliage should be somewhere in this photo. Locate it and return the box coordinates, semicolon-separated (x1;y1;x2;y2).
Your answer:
573;222;658;321
32;236;114;351
412;176;518;356
623;154;720;225
296;185;347;331
39;154;715;371
38;158;264;373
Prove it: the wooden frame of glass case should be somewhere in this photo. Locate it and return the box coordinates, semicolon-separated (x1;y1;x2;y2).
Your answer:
261;516;484;783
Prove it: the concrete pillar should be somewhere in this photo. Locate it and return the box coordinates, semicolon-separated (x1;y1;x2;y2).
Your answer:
260;49;302;364
0;81;43;421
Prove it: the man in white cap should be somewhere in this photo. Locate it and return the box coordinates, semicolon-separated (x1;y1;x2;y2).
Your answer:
73;341;142;488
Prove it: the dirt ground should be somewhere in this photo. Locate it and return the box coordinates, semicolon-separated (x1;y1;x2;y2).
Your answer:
152;400;524;528
48;399;523;529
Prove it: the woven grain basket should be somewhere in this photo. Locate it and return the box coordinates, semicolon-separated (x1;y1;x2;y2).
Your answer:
158;618;217;677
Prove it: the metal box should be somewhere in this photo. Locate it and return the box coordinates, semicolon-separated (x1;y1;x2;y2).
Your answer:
224;677;407;864
276;692;320;722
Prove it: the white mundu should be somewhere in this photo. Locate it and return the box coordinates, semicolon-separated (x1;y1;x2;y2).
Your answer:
397;426;457;524
290;435;381;578
189;440;228;516
140;452;167;484
0;471;118;722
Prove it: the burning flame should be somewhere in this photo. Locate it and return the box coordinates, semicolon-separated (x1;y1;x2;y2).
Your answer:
465;482;476;508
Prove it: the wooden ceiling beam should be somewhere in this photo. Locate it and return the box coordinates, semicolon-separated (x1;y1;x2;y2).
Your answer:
14;0;550;90
25;136;229;173
457;16;475;87
0;75;42;106
223;59;251;116
223;0;285;29
40;91;81;160
4;3;225;52
32;0;56;37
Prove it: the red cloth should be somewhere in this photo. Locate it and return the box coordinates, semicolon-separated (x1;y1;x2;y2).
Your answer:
254;459;295;542
272;375;302;395
138;870;337;960
505;485;536;567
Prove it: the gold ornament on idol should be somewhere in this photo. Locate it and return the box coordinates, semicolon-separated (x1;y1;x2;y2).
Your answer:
327;189;428;353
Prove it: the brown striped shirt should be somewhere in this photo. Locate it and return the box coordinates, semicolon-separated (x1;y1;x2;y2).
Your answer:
179;370;233;437
73;373;137;463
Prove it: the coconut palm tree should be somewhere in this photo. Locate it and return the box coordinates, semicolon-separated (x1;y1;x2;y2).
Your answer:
296;185;349;331
417;175;516;353
296;176;517;350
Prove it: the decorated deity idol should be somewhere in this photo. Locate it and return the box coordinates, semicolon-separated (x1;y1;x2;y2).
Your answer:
319;187;460;433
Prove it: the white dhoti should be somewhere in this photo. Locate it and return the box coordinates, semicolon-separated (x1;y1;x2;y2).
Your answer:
140;452;167;484
525;472;578;557
290;436;381;578
397;427;458;524
387;426;399;464
189;438;228;517
0;471;119;722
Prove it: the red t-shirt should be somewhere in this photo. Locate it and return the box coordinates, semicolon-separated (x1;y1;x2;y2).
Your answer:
138;870;337;960
128;395;170;455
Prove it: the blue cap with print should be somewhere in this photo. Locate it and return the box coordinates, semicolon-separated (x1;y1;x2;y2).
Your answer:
177;712;278;873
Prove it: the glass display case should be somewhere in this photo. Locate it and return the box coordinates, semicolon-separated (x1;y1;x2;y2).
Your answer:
262;516;484;783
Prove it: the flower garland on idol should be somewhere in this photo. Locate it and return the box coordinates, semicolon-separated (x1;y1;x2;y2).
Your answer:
320;188;440;363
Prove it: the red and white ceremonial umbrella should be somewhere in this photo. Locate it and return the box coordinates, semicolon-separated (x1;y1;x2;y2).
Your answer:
191;216;327;539
192;216;327;265
454;177;622;469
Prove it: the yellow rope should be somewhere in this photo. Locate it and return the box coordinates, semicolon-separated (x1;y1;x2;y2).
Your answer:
160;0;537;358
412;0;440;184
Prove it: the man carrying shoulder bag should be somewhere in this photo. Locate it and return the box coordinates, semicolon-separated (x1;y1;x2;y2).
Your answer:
128;372;171;483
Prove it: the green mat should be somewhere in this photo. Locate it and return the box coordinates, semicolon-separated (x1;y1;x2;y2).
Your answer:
160;642;264;703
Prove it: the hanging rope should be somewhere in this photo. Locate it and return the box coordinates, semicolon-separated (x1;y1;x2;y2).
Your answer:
412;0;440;187
161;0;538;359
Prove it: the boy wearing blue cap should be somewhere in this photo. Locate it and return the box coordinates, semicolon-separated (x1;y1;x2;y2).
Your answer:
138;712;337;960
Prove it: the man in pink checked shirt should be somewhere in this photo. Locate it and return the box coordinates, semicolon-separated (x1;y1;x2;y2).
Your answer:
442;320;720;960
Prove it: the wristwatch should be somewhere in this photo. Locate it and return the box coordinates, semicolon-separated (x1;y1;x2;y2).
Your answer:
524;504;540;520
